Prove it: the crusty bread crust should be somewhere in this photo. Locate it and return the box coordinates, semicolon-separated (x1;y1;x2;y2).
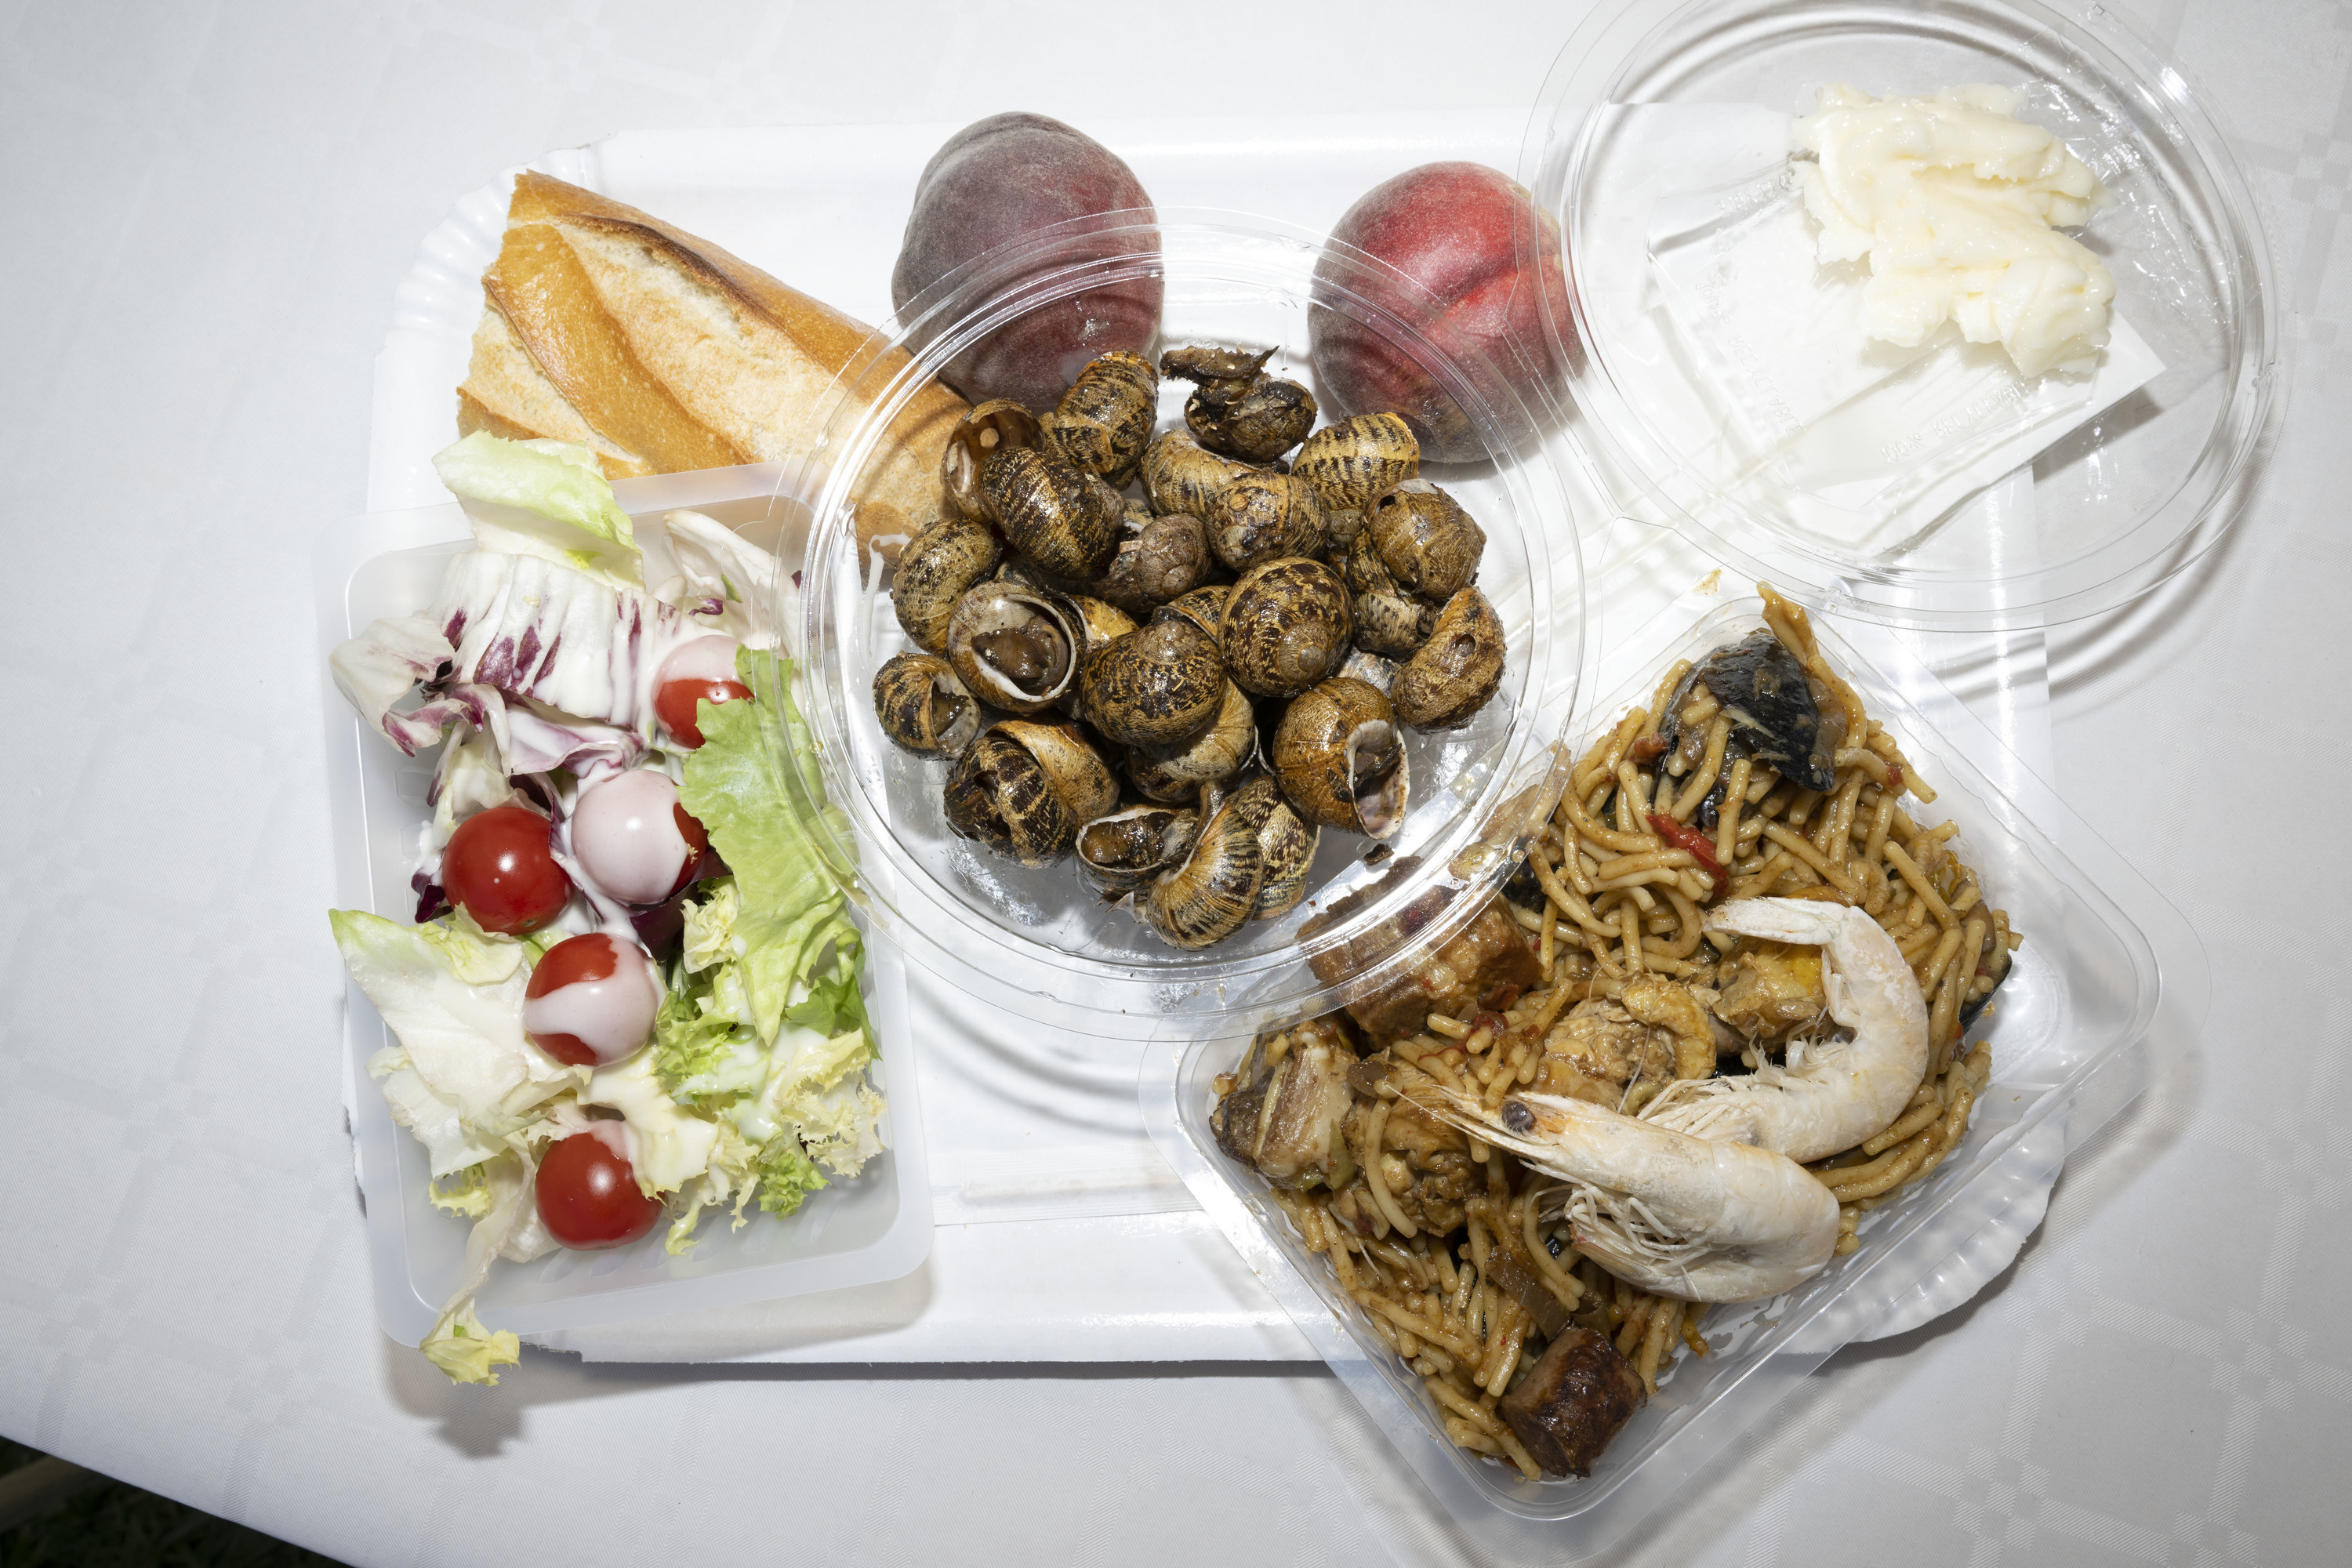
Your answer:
459;171;964;539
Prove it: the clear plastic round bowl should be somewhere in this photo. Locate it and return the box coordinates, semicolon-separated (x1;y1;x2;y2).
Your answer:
1521;0;2285;630
778;212;1588;1040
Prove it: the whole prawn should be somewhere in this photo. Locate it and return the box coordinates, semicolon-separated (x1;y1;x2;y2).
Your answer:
1403;1078;1838;1301
1642;898;1929;1163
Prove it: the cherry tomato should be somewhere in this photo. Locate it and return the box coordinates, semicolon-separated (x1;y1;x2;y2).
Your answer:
572;770;705;905
655;634;750;749
523;932;659;1067
535;1128;662;1250
441;804;572;934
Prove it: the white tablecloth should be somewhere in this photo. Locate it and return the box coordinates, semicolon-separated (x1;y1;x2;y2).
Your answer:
4;1;2347;1563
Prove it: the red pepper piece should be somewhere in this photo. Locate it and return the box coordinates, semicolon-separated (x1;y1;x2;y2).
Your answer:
1647;812;1726;895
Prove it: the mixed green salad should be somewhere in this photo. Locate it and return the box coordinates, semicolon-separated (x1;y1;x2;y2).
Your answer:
328;434;880;1385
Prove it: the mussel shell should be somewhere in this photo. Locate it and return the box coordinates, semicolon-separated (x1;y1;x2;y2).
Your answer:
982;445;1122;582
1656;628;1836;796
1368;480;1485;603
944;583;1083;716
1392;586;1506;731
1076;803;1201;893
1252;801;1319;920
1292;412;1418;513
1271;677;1409;838
1221;557;1354;699
873;652;979;757
942;728;1076;866
892;519;1004;655
1128;680;1257;794
1141;430;1256;518
1205;472;1327;574
1091;512;1210;615
1152;584;1232;641
1079;619;1226;748
1146;775;1280;949
1040;351;1158;488
942;401;1042;522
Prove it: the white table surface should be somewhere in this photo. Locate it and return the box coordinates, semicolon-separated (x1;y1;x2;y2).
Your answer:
4;1;2347;1563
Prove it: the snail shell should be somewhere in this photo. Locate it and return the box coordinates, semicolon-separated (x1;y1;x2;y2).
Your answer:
982;446;1122;582
1204;472;1327;575
942;720;1116;867
1141;430;1256;518
1322;507;1367;555
1152;584;1232;641
1392;586;1506;731
1040;351;1158;489
1340;528;1437;658
1271;677;1410;839
892;519;1004;655
1127;680;1256;798
944;583;1083;716
873;652;979;757
1079;619;1226;749
1160;344;1270;384
1091;512;1210;616
1190;374;1317;463
1221;557;1353;699
1075;803;1201;893
1253;800;1319;920
1368;480;1485;603
1292;412;1419;514
942;401;1042;522
1145;775;1280;949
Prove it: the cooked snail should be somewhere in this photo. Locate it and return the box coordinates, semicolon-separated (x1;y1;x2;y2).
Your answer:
1322;507;1367;554
892;518;1004;655
1162;345;1317;462
942;720;1117;867
1221;557;1353;699
1040;350;1158;488
1079;619;1227;749
944;583;1083;716
1253;800;1319;920
1153;584;1231;641
873;652;979;757
1092;511;1210;615
1271;677;1408;839
1076;804;1200;894
1141;430;1256;519
1292;412;1418;513
1126;680;1256;799
1367;480;1485;603
942;400;1043;522
1392;586;1505;730
1341;528;1438;658
982;445;1121;582
1145;775;1280;948
1204;472;1327;574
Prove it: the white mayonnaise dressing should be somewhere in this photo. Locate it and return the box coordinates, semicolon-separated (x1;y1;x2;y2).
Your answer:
1793;84;2113;377
570;768;695;905
656;633;743;691
522;937;660;1066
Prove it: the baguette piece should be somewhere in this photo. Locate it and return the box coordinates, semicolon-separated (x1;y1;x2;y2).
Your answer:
459;170;966;552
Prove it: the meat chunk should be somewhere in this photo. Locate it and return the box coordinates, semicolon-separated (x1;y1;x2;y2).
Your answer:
1338;1093;1475;1234
1537;977;1719;1109
1497;1325;1646;1477
1318;892;1541;1047
1711;938;1827;1044
1212;1016;1358;1191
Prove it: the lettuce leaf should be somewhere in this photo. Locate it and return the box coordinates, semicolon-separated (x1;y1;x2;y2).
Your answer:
432;433;641;586
755;1138;829;1217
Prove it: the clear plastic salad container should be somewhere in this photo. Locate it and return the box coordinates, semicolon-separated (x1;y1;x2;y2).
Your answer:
1521;0;2285;630
317;467;931;1346
775;212;1592;1040
1141;586;2201;1559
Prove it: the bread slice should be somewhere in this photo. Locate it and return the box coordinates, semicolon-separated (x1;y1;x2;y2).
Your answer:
459;171;966;546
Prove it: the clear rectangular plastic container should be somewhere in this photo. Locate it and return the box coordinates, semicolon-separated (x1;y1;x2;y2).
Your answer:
314;464;931;1348
1141;583;2197;1559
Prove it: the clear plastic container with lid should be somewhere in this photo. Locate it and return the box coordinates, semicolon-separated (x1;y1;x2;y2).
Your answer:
776;212;1592;1041
1519;0;2285;630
